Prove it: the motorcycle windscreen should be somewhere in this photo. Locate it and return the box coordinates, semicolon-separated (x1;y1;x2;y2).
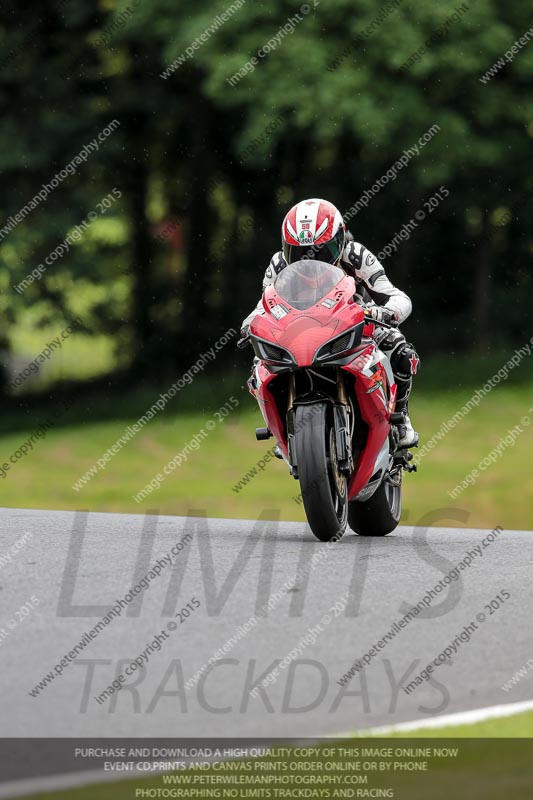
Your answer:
274;259;345;311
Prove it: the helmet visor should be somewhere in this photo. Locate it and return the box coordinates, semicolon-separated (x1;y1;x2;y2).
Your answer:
283;227;345;266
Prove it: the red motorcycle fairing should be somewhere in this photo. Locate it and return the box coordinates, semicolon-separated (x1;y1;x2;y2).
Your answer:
249;360;288;457
249;267;397;503
342;343;397;500
252;273;361;368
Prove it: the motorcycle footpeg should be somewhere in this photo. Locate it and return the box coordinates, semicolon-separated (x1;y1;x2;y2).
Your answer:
255;427;273;440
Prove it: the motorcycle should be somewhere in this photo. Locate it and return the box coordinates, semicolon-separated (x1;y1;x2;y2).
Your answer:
238;259;417;542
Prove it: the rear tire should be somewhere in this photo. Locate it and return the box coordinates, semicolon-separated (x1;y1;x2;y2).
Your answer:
348;474;402;536
294;403;347;542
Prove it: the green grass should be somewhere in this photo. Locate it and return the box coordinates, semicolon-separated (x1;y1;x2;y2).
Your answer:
365;710;533;737
16;712;533;800
1;376;532;530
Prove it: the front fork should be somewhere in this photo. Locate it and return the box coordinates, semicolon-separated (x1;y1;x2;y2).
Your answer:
287;369;353;478
287;373;297;476
334;369;353;473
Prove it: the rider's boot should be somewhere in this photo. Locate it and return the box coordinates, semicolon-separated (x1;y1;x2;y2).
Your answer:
396;403;419;448
395;375;418;448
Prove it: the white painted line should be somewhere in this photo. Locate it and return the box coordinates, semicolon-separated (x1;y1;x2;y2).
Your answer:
0;768;121;799
332;698;533;737
2;701;533;798
0;758;207;799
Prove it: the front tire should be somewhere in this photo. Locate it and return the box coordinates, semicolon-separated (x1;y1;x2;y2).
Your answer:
348;473;402;536
294;403;348;542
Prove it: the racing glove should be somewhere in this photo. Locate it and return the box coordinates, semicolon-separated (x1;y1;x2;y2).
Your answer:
365;306;399;326
237;325;251;349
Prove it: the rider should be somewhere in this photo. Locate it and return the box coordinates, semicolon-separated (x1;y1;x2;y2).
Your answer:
241;198;420;448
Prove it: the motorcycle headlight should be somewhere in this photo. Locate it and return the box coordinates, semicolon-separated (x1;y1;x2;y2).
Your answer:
252;338;295;365
314;323;364;363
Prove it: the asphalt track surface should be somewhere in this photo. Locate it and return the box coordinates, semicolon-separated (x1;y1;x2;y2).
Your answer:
1;508;532;744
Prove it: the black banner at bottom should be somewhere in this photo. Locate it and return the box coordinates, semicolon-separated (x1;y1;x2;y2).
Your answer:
0;738;531;800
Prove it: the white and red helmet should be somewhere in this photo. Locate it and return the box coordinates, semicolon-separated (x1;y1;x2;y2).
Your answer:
281;198;346;266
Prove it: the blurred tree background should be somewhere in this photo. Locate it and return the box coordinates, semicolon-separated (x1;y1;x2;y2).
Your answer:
0;0;532;524
0;0;531;398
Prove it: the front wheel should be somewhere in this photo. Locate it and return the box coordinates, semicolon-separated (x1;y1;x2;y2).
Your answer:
294;403;347;542
348;472;402;536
